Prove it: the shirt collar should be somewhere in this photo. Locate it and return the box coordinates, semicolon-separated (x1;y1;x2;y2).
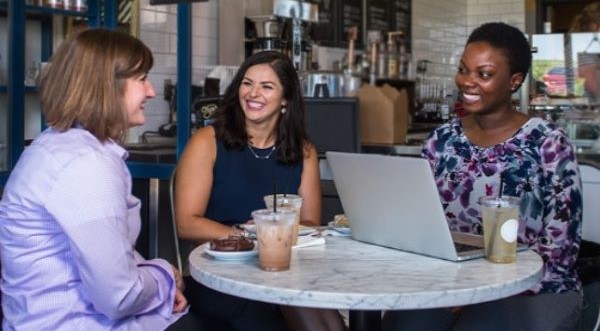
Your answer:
104;139;129;160
71;123;129;160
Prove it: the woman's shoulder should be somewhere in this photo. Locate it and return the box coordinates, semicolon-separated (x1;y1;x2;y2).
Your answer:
425;119;462;144
188;125;217;146
35;128;114;161
302;140;317;155
521;117;569;141
25;129;125;181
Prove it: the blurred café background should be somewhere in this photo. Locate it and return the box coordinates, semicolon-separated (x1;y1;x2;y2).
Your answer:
1;0;599;270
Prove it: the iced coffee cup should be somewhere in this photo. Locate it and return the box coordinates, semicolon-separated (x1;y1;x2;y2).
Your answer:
479;196;520;263
252;208;297;272
264;194;303;246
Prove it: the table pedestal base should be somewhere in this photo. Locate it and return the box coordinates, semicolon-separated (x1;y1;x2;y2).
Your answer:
349;310;381;331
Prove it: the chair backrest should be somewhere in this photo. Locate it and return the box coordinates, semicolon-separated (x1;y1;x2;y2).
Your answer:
580;160;600;244
169;169;183;274
169;168;197;276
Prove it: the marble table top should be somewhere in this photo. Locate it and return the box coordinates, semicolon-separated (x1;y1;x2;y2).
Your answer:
189;236;543;310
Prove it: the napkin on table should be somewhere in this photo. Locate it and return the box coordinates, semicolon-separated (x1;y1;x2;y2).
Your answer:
293;235;326;249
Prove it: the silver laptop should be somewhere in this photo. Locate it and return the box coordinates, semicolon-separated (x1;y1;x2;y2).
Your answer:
326;151;489;261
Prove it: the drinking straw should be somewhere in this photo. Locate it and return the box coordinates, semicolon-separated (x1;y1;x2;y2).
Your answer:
488;172;505;259
272;179;277;214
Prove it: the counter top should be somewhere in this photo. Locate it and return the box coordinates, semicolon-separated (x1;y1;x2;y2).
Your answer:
125;142;176;164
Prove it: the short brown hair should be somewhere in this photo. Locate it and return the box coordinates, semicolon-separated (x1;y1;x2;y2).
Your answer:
40;28;153;143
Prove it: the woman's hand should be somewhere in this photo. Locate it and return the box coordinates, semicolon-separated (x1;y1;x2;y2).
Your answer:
172;289;188;313
172;266;185;291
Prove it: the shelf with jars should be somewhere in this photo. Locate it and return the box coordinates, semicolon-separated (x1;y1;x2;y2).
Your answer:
0;0;114;185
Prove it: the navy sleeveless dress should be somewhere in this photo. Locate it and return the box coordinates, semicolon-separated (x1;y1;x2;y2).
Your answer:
183;134;303;331
205;137;303;225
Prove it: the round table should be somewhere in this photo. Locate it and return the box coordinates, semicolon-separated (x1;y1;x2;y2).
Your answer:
189;236;543;330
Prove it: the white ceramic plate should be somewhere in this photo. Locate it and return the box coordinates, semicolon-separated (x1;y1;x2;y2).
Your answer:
203;243;258;261
328;221;351;235
298;225;318;236
241;224;317;236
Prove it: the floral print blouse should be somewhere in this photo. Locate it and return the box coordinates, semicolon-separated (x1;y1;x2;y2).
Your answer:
422;117;582;294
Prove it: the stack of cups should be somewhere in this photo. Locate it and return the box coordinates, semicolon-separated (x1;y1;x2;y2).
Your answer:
479;196;521;263
252;208;297;271
263;194;303;246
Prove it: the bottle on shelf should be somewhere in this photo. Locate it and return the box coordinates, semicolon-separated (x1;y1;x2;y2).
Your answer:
377;41;387;79
398;36;412;80
24;61;39;87
366;30;382;85
384;31;405;79
438;88;457;122
343;26;361;96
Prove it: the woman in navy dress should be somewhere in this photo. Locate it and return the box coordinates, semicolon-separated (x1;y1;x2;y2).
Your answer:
176;51;346;331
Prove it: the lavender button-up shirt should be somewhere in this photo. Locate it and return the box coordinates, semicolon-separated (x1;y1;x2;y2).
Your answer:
0;128;185;330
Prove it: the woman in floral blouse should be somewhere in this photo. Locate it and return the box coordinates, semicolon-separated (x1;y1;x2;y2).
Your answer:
383;22;582;331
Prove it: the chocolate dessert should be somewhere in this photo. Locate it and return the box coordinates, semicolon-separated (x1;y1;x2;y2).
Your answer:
210;235;255;252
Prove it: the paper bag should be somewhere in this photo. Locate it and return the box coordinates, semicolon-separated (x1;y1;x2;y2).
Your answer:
358;84;409;144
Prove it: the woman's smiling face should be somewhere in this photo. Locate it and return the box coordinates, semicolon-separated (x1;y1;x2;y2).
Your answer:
238;63;286;125
455;41;523;115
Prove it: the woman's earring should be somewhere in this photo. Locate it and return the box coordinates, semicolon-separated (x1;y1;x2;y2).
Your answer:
281;106;287;114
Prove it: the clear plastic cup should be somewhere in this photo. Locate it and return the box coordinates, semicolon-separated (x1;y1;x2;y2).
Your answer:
263;194;303;246
479;196;521;263
252;208;297;271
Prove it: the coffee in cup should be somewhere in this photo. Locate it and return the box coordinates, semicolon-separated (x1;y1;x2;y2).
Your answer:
479;196;520;263
252;208;296;271
264;194;303;246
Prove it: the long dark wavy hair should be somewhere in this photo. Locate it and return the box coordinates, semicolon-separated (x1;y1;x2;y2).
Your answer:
213;51;309;164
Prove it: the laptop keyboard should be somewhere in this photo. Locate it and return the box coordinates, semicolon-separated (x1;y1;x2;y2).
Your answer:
454;242;482;252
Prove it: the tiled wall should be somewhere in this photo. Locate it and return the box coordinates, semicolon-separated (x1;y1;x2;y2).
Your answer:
131;0;219;143
466;0;525;32
410;0;525;93
411;0;468;92
131;0;526;142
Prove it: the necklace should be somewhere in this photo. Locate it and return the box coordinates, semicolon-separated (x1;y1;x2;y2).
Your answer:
247;144;276;159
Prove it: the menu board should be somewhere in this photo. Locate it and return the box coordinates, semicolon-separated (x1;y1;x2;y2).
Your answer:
339;0;363;48
366;0;390;34
392;0;411;52
306;0;411;51
310;0;338;47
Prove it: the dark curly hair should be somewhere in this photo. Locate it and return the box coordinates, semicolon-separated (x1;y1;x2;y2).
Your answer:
213;51;309;164
467;22;532;82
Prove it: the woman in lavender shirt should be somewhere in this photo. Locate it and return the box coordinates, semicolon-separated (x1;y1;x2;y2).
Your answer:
383;22;582;331
0;29;187;330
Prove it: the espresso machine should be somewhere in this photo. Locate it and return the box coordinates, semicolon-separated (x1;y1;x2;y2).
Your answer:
247;15;285;54
245;0;318;72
